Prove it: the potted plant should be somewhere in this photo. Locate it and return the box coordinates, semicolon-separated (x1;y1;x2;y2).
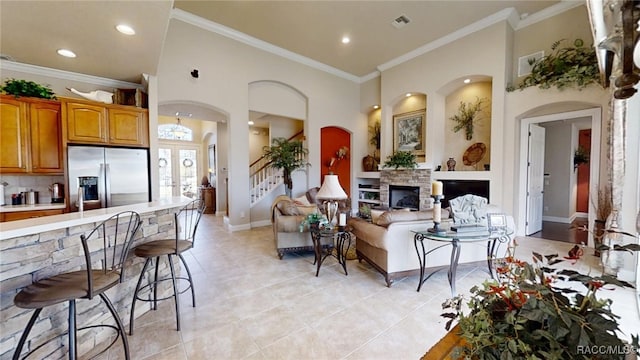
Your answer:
1;78;56;99
574;145;589;170
507;38;599;92
441;242;640;359
263;137;309;198
298;212;328;232
382;150;417;170
591;185;613;257
363;120;381;171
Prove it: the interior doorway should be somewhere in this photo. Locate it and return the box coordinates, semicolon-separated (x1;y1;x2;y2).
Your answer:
518;108;601;246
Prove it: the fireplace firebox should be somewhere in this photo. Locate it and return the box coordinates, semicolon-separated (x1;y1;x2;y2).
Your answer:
389;185;420;210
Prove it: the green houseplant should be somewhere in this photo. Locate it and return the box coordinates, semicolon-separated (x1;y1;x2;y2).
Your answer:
442;242;640;360
1;78;56;99
262;137;309;198
574;145;589;170
508;39;599;92
450;97;486;140
382;150;417;170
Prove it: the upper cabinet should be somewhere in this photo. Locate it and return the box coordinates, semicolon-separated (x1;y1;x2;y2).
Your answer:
65;101;108;144
62;98;149;147
0;95;63;174
108;107;149;147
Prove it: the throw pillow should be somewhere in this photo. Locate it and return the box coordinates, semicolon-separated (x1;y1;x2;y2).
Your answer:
293;195;311;206
277;200;301;216
376;210;434;227
370;209;385;224
296;205;318;216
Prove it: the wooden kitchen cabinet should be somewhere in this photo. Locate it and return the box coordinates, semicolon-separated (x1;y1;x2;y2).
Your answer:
0;96;29;173
30;101;64;173
63;98;148;147
0;95;63;174
109;106;149;147
1;209;65;222
64;101;108;144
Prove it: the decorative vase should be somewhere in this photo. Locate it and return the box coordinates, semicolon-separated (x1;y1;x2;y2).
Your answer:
362;155;377;172
446;157;456;171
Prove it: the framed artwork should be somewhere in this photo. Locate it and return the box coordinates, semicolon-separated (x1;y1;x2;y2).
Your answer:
393;109;425;155
487;213;507;232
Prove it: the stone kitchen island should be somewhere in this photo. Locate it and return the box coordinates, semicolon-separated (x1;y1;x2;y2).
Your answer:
0;197;191;359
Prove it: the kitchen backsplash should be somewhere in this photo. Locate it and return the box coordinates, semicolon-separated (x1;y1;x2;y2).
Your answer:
0;175;65;205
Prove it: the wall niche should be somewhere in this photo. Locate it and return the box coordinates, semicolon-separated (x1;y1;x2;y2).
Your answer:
443;81;492;171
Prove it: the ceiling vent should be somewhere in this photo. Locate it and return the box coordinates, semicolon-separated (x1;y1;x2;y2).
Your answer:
392;15;411;29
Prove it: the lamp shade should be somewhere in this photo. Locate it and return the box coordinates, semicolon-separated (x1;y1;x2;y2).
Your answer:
316;174;348;200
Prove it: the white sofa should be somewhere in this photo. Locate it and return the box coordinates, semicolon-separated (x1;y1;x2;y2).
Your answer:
349;204;515;287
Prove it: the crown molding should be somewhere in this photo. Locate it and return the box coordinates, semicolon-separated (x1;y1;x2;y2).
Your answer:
171;8;361;83
515;1;584;30
0;60;143;89
377;8;518;73
171;2;584;84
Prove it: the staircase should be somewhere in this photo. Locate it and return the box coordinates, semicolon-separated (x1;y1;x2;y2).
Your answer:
249;131;304;206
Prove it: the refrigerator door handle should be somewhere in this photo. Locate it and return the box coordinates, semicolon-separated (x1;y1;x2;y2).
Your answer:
104;163;112;206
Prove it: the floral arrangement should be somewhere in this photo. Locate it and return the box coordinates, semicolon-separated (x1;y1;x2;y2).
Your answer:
449;97;486;140
442;240;639;359
298;212;329;232
327;146;349;171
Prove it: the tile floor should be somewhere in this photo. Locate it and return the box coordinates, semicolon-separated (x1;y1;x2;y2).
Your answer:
116;214;639;360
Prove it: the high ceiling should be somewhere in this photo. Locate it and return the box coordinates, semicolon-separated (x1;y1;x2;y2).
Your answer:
1;0;569;84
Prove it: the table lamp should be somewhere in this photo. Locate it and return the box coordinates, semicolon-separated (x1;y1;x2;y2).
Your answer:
316;174;348;227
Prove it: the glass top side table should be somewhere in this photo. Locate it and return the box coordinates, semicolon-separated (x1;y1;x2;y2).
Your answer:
309;225;352;277
412;227;513;296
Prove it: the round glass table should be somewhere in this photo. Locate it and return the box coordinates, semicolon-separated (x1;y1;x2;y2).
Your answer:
412;227;513;296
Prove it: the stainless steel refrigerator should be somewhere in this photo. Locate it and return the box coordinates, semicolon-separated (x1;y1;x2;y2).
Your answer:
67;145;150;211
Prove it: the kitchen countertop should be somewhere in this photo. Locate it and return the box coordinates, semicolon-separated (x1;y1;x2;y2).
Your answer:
0;203;66;213
0;197;191;241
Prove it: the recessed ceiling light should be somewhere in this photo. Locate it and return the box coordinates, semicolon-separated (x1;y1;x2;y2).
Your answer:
116;24;135;35
464;79;471;84
57;49;76;58
406;93;411;97
342;36;350;44
248;121;255;125
373;105;380;109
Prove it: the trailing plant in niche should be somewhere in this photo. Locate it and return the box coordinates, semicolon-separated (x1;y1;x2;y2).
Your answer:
1;78;56;99
508;39;599;92
449;97;486;140
382;150;417;169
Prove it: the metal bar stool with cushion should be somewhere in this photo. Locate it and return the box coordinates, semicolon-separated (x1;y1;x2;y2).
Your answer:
129;199;205;334
12;211;142;360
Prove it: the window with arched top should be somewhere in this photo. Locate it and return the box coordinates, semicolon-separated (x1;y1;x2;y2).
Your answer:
158;123;193;141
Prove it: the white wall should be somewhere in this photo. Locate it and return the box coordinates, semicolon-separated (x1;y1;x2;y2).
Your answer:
157;19;361;229
380;22;510;207
541;121;572;220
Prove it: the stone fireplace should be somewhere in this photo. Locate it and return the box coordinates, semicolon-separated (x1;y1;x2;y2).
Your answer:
380;168;432;210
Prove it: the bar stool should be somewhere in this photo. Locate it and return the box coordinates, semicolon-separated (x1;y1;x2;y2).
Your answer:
12;211;142;360
129;199;205;334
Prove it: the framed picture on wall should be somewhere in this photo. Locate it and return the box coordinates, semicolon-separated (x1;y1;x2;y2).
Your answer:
393;109;425;156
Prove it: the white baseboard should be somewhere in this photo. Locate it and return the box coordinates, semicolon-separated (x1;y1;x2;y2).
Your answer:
542;216;571;223
251;219;271;228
